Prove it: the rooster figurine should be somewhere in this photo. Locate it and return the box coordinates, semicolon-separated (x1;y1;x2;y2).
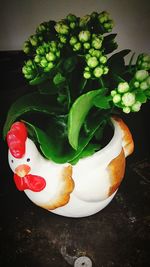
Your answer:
7;117;134;218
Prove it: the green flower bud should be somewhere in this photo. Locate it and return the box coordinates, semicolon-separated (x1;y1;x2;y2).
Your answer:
44;62;54;72
78;30;91;43
85;66;90;71
23;41;30;54
92;37;103;49
22;66;27;74
104;20;114;31
111;90;117;97
83;71;91;79
26;59;33;66
123;107;131;114
99;56;107;64
92;50;102;58
37;24;46;33
67;14;77;22
131;101;141;112
85;54;91;60
140;81;149;90
122;92;135;107
70;22;76;29
93;67;103;78
34;55;41;63
73;42;82;51
70;36;78;46
87;57;99;68
46;52;56;61
113;94;121;103
98;11;109;23
135;70;149;82
55;21;69;35
79;15;90;28
23;46;30;54
25;74;32;80
29;35;38;46
134;81;140;88
59;35;67;44
83;42;90;50
40;58;48;68
118;82;129;93
89;48;95;56
36;46;45;55
50;41;57;48
56;51;60;58
103;66;109;74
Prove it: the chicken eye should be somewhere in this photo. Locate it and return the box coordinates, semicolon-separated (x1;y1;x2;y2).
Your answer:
27;158;30;162
11;159;14;163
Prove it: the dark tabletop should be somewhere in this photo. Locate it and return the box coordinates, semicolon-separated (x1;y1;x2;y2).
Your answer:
0;51;150;267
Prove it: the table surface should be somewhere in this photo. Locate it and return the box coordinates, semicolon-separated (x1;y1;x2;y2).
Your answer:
0;51;150;267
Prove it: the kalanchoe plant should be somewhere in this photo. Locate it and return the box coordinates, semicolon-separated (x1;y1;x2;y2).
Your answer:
3;11;150;164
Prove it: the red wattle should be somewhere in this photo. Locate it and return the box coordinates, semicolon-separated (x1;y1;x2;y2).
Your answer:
14;174;46;192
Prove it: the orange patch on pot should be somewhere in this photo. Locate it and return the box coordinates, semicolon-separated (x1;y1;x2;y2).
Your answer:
112;116;134;157
38;165;74;210
108;148;125;196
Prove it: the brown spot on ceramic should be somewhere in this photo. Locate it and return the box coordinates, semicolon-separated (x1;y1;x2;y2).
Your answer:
108;148;125;196
37;165;74;210
112;116;134;157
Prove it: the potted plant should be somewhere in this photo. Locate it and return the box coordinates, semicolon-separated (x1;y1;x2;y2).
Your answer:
3;11;150;218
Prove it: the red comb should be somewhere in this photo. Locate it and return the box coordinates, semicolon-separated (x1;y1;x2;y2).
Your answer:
7;122;27;158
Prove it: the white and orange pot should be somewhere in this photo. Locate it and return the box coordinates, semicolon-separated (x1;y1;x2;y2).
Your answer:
7;116;134;218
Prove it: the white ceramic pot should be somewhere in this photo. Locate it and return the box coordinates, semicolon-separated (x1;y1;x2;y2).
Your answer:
7;116;134;218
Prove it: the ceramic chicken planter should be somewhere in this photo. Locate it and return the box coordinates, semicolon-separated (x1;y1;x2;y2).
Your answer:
7;116;134;218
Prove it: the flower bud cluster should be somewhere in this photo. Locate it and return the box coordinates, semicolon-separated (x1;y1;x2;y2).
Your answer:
98;11;114;33
36;21;53;34
23;34;44;54
22;60;38;80
136;53;150;71
22;11;115;84
133;70;150;91
23;21;56;55
69;32;109;79
79;11;114;33
84;48;109;79
34;41;61;72
111;70;150;113
55;14;79;44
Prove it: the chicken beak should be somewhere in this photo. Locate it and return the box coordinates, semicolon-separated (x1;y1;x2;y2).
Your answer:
15;164;31;177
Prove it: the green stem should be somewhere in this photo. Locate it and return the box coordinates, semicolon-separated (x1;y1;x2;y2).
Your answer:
99;77;105;88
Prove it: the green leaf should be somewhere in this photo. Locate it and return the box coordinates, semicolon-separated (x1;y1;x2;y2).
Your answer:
3;92;63;139
53;72;66;86
68;89;102;150
25;120;62;161
103;33;118;54
70;143;101;165
24;118;101;164
108;49;131;75
94;95;111;109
